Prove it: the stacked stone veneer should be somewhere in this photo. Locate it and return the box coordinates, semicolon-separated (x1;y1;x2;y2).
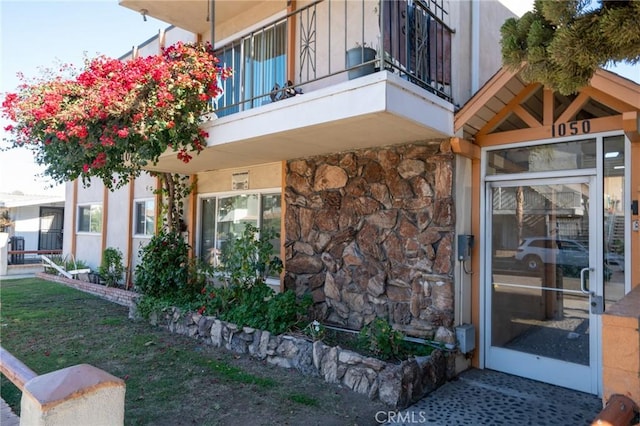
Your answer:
153;307;449;409
284;141;455;341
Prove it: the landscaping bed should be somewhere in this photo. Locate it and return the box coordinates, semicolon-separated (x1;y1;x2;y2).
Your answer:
150;306;451;409
0;278;391;425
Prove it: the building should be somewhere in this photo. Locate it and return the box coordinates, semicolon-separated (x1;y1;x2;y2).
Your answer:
0;192;64;276
62;0;639;404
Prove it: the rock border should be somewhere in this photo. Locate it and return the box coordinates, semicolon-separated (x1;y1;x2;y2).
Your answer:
151;306;450;409
35;272;451;409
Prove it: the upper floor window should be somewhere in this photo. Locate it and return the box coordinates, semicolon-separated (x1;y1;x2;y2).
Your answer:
77;204;102;233
134;199;155;236
215;21;287;116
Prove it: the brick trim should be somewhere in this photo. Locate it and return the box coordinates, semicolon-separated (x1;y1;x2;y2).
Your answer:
35;272;138;308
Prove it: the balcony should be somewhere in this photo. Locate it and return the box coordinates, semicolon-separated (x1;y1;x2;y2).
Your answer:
121;1;455;174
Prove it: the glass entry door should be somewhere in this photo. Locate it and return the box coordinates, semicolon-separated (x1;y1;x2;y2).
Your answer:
485;176;601;394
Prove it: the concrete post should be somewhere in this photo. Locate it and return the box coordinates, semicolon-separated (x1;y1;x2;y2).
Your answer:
20;364;125;426
0;232;8;276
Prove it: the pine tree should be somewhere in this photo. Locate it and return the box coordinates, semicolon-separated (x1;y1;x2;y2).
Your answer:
501;0;640;95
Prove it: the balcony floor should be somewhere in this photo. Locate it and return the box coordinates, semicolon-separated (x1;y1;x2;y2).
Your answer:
149;71;455;174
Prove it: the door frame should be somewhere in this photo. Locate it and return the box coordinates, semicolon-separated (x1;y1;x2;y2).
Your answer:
483;175;601;394
476;132;633;396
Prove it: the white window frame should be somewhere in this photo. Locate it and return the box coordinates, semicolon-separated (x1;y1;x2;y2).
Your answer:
197;188;282;285
133;199;155;238
77;204;102;234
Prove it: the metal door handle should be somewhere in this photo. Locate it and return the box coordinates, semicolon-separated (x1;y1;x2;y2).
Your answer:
580;267;593;294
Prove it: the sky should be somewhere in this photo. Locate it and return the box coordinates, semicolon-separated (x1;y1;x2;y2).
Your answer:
0;0;168;196
0;0;638;197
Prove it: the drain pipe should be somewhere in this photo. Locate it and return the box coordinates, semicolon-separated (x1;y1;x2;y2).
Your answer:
208;0;215;46
471;0;480;94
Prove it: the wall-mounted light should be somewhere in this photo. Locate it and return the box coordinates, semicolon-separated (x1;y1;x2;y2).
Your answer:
140;9;148;22
605;151;619;158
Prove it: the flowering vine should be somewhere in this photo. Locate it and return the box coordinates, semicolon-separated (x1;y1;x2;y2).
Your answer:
1;42;231;190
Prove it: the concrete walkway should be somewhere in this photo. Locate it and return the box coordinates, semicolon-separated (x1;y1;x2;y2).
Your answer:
1;398;19;426
386;368;603;426
0;369;605;426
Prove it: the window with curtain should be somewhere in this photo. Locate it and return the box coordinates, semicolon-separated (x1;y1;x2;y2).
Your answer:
215;21;286;117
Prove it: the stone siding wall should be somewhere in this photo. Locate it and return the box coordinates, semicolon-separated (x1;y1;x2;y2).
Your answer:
285;141;455;341
153;307;449;409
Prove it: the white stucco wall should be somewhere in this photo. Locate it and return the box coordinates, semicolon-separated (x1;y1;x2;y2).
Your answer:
9;201;65;252
13;205;44;251
448;0;517;107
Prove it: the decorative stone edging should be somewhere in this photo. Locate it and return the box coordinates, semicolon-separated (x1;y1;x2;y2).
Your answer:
151;306;451;409
34;272;452;408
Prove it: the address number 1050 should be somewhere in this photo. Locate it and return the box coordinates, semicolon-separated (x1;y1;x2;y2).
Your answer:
551;120;591;138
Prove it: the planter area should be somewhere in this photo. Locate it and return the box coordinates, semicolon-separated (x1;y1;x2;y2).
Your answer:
150;306;452;409
34;272;453;409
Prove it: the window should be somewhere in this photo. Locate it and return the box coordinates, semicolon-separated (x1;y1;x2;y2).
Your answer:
134;199;155;236
215;21;286;117
200;192;282;275
77;204;102;233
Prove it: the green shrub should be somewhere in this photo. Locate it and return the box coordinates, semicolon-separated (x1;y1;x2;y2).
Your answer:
134;231;192;298
216;224;283;289
194;223;310;334
358;317;405;360
99;247;125;287
137;224;310;336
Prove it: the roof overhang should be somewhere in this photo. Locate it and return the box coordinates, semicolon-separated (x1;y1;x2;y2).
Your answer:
118;0;273;35
0;196;64;208
455;67;640;146
146;71;455;174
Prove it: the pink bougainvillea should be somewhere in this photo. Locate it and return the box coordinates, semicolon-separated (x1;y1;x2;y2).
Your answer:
1;42;231;189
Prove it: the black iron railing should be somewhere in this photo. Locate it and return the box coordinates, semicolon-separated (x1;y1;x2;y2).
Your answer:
211;0;452;117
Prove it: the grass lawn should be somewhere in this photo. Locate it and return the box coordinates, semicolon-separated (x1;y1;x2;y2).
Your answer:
0;278;388;425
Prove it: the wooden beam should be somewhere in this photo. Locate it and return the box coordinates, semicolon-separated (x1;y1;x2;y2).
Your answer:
555;91;589;123
623;111;640;143
477;115;624;147
101;185;109;253
592;69;640;110
450;137;480;159
70;180;78;258
582;86;637;115
631;142;640;289
280;160;287;292
477;83;541;136
155;175;162;232
543;88;554;126
454;66;520;132
470;157;480;368
125;176;135;289
159;28;166;51
188;175;198;257
513;104;542;128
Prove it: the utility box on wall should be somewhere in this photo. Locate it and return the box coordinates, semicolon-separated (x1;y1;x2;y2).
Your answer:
456;324;475;354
